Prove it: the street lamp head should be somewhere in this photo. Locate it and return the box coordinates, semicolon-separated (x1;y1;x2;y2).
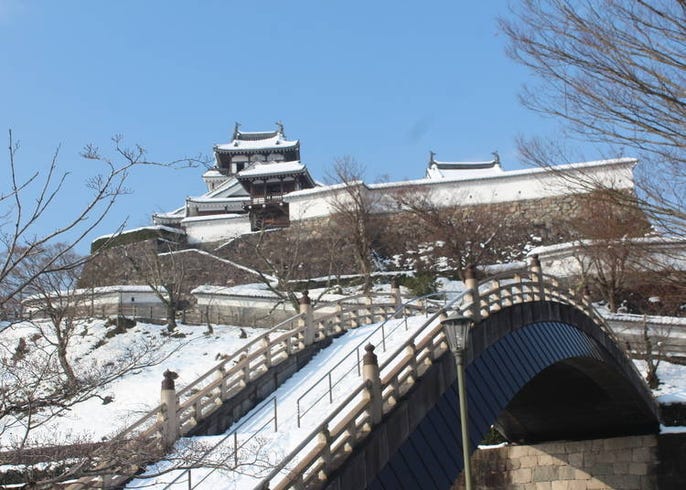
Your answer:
442;315;474;354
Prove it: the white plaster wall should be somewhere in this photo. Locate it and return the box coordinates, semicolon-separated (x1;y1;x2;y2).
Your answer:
194;293;295;313
286;184;363;221
183;215;251;244
103;290;163;305
23;287;165;313
286;160;636;222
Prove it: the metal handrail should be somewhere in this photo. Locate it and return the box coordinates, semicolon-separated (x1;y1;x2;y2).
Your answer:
295;292;454;427
159;396;278;490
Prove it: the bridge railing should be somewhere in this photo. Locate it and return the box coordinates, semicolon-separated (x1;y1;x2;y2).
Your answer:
116;293;398;443
295;292;452;428
463;270;618;345
309;293;399;341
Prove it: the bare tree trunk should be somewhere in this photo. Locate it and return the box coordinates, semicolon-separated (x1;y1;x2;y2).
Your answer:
643;318;660;389
166;299;177;332
57;344;78;388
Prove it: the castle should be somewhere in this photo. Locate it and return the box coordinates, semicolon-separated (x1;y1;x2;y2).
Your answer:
142;123;636;246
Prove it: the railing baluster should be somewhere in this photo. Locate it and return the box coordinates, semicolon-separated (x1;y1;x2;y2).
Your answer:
328;372;333;403
234;431;238;468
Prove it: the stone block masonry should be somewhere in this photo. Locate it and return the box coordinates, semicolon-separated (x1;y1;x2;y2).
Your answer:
454;435;662;490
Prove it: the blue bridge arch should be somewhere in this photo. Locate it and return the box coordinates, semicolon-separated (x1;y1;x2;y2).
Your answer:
358;301;659;490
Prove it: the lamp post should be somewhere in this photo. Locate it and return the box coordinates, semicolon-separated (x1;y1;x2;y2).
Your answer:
442;315;474;490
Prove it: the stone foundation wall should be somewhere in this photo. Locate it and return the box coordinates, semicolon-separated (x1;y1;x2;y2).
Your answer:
454;435;658;490
80;240;259;294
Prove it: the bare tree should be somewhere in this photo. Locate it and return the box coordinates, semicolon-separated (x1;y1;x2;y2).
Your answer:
641;317;664;390
0;321;167;455
125;242;187;332
500;0;686;238
391;186;532;278
0;130;199;319
14;244;88;387
0;130;202;474
252;226;304;311
564;190;651;312
326;157;379;292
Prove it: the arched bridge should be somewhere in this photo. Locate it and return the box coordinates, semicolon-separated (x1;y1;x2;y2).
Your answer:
261;263;660;489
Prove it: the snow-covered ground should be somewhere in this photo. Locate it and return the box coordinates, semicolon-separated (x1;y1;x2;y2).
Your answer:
0;319;261;448
635;359;686;434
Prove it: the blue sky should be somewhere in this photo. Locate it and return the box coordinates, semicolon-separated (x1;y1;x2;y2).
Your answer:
1;1;567;248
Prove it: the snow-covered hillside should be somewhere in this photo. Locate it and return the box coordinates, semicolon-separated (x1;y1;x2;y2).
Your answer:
0;319;260;448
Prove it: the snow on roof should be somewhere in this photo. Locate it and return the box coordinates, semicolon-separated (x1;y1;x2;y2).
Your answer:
284;179;365;199
22;284;166;303
286;157;636;201
426;159;504;180
180;213;250;224
237;160;306;178
375;157;636;192
93;225;185;242
192;283;281;299
186;196;249;204
203;176;248;199
152;206;186;219
215;133;298;152
157;248;273;281
202;168;226;178
236;129;280;140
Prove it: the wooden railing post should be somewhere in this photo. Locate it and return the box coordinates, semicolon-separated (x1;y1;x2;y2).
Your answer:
364;295;373;324
318;427;333;479
391;276;402;315
159;370;179;448
528;254;545;301
240;352;250;383
511;274;522;303
262;335;272;367
216;365;227;399
334;303;343;332
362;344;383;425
463;264;481;321
300;291;314;346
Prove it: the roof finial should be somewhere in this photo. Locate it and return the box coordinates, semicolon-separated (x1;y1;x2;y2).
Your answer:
233;122;241;140
492;150;500;166
429;150;436;165
275;120;285;137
